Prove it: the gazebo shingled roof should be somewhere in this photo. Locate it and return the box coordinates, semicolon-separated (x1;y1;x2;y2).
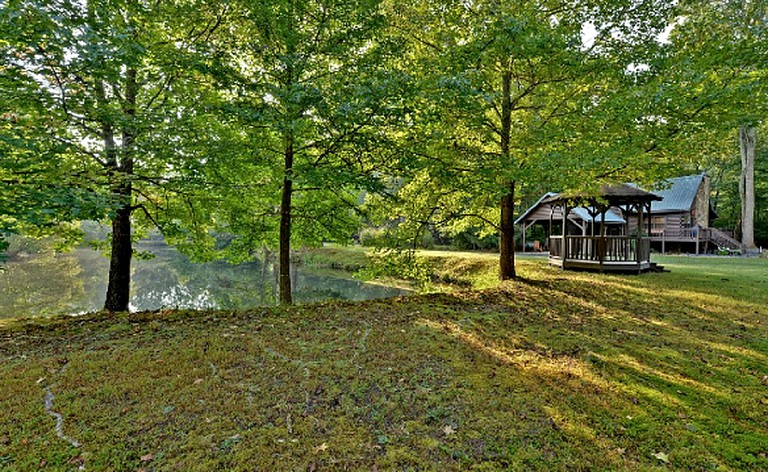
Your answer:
542;184;662;207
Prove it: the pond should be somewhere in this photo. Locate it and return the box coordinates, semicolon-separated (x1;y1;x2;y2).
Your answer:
0;242;406;319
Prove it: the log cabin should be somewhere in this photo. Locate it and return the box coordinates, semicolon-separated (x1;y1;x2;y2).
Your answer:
641;174;741;254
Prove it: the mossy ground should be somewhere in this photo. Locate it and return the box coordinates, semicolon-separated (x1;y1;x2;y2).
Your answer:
0;253;766;471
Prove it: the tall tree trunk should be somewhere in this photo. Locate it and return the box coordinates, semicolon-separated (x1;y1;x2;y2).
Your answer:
498;66;516;280
104;69;137;312
499;181;516;280
279;135;294;305
279;31;298;305
739;125;756;249
105;204;132;311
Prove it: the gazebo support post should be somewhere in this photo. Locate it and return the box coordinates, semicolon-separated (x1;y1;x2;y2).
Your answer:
599;206;607;273
647;202;652;237
637;203;644;270
548;208;554;256
562;203;568;264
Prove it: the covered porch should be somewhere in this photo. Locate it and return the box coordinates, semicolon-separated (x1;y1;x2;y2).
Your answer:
544;185;662;273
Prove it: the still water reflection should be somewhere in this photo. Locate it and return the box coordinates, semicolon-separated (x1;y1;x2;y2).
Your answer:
0;242;405;319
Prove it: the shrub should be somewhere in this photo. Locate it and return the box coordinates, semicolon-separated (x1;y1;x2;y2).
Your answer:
360;248;434;288
359;227;390;247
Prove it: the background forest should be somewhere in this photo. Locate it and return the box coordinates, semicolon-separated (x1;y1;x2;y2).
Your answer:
1;0;766;309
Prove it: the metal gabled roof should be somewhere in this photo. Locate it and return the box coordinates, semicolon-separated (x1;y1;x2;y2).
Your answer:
543;183;662;205
649;174;705;213
570;207;625;224
514;192;559;225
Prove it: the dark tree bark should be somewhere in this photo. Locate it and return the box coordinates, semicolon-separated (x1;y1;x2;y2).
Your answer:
104;69;137;312
105;204;132;311
498;66;516;280
279;135;294;305
499;181;516;280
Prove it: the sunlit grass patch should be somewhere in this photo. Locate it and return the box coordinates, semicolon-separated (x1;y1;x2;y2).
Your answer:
0;255;766;470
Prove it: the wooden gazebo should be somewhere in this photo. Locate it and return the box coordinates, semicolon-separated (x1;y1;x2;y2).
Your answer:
545;184;662;273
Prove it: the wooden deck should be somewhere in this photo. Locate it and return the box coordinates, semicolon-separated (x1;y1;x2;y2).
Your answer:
548;236;652;273
649;227;743;254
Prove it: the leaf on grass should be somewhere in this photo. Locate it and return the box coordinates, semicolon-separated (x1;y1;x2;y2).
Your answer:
220;434;242;450
653;451;670;463
442;425;456;436
314;443;328;453
140;453;154;462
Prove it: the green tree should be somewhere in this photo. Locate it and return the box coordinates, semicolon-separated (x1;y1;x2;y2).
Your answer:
380;0;674;278
1;0;228;310
702;125;768;245
1;59;113;255
662;0;767;249
206;0;410;304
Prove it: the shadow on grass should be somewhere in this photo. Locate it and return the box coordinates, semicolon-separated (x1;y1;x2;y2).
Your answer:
412;270;768;470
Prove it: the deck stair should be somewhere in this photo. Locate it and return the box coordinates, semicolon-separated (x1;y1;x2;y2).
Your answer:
707;228;743;250
648;262;669;273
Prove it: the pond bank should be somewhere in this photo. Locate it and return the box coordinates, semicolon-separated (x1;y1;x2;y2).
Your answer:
0;244;406;319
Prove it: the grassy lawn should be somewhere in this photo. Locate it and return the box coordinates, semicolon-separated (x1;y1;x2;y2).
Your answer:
1;253;767;470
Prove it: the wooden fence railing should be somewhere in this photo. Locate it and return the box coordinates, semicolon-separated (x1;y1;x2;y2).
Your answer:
651;227;695;239
649;226;743;250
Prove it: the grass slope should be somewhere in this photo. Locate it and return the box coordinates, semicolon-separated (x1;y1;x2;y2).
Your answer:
1;256;767;471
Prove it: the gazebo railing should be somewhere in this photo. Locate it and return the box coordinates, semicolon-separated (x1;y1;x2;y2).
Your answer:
550;236;564;258
548;236;650;263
